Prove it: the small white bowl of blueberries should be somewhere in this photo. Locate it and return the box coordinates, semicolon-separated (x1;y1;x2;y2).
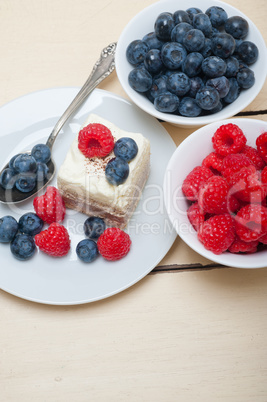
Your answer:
115;0;267;127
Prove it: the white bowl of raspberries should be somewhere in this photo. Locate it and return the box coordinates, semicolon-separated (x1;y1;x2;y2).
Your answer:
116;0;267;127
164;118;267;268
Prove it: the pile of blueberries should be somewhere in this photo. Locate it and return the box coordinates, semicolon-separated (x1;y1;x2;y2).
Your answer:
0;143;51;193
126;6;259;117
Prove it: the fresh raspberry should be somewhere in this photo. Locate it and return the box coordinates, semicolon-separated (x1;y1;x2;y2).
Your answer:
221;153;253;178
259;233;267;245
78;123;114;158
256;132;267;164
198;176;239;214
198;214;235;255
97;228;131;261
241;145;265;170
212;123;247;156
202;152;224;174
261;166;267;185
182;166;213;201
33;186;66;224
228;235;259;254
187;202;205;231
227;165;266;203
235;204;267;242
35;222;71;257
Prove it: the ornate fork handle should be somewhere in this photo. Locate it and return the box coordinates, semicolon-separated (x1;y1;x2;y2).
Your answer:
46;42;117;149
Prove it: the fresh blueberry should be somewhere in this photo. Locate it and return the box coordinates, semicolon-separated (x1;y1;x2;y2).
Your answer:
196;86;220;110
188;76;204;98
236;41;259;65
205;6;228;28
31;144;51;164
144;49;163;74
105;157;129;186
224;16;249;39
142;32;164;51
211;33;236;59
202;56;227;77
186;7;202;22
182;52;204;77
0;215;18;243
15;173;37;193
146;75;168;101
9;153;22;170
208;100;223;114
171;22;193;44
183;29;205;53
236;67;255;89
154;12;175;41
161;42;187;70
36;162;49;182
18;212;44;236
237;58;249;71
114;137;138;162
76;239;98;263
13;153;37;173
84;216;106;240
201;38;213;58
206;76;230;98
154;92;179;113
126;40;149;65
192;13;212;37
167;72;191;97
178;97;202;117
10;233;36;260
225;56;239;77
223;78;240;103
173;10;191;25
128;67;152;92
235;38;243;49
0;168;17;189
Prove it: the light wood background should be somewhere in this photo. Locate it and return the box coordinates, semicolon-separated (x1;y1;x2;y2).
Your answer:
0;1;267;401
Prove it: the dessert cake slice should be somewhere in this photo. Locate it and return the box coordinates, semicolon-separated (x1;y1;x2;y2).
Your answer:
57;113;150;228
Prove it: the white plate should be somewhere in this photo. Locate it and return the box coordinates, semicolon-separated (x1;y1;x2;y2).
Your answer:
0;88;176;305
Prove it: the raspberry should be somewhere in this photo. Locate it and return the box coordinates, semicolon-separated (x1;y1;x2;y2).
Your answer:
261;166;267;185
97;228;131;261
256;132;267;164
202;152;224;174
241;145;265;170
235;204;267;242
182;166;213;201
78;123;114;158
35;223;71;257
259;233;267;245
228;235;259;254
33;186;66;224
187;202;205;231
212;123;247;156
227;165;266;203
221;153;252;178
198;214;235;255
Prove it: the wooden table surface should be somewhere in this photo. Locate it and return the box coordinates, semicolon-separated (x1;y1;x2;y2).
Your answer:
1;1;267;401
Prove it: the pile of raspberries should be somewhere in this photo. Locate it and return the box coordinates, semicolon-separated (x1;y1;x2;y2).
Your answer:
182;123;267;255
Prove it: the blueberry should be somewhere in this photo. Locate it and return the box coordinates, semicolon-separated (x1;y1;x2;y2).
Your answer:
13;153;37;173
10;233;36;261
126;40;149;65
128;67;152;92
0;215;18;243
9;153;22;170
76;239;98;263
182;52;204;77
205;6;228;28
154;92;179;113
223;78;240;103
211;33;236;59
235;38;244;49
84;216;106;240
196;86;220;110
15;173;37;192
105;157;129;186
208;100;223;114
161;42;187;70
0;168;17;189
183;29;205;52
192;13;212;37
224;16;249;39
171;22;193;44
167;72;191;97
173;10;191;25
236;41;259;65
186;7;202;22
36;162;49;182
146;75;168;101
18;212;44;236
225;56;239;77
142;32;164;50
236;67;255;89
206;76;230;98
114;137;138;162
178;97;202;117
202;56;227;77
201;38;213;58
31;144;51;164
188;76;204;98
144;49;163;74
154;12;175;41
